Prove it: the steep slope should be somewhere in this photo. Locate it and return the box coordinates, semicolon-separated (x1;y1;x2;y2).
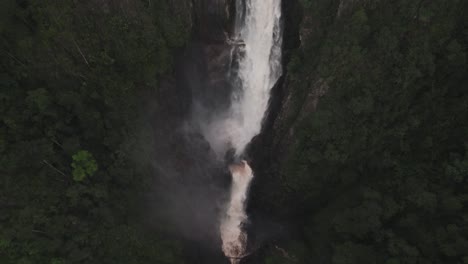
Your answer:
249;0;468;263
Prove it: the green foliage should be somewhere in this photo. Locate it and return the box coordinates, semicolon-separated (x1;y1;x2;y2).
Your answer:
0;0;189;263
71;150;97;182
261;0;468;263
264;242;309;264
299;0;313;9
0;237;10;249
2;0;467;263
50;259;64;264
332;242;376;264
26;88;50;112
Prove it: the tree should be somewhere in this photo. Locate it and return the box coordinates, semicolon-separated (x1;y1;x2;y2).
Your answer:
71;150;97;182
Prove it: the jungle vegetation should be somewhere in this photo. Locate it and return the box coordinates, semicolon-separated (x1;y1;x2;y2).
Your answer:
1;0;467;264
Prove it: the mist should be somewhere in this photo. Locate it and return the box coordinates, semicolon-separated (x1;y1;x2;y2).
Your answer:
145;1;283;263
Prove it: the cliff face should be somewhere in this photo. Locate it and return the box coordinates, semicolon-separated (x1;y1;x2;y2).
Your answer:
248;0;362;233
250;0;468;262
248;0;312;193
256;0;344;163
258;0;365;161
153;1;307;260
149;1;237;263
153;0;366;260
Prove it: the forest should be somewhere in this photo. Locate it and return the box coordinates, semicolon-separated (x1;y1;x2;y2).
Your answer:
1;0;467;264
1;0;190;263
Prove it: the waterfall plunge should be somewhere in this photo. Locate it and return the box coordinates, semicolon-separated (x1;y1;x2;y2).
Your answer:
220;0;282;262
199;0;283;262
220;161;254;263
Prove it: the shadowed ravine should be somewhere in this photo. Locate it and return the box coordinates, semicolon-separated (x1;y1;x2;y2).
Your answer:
192;0;283;262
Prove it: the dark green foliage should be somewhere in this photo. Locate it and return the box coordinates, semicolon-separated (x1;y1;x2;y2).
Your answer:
71;150;97;182
0;0;189;263
260;0;468;263
2;0;467;263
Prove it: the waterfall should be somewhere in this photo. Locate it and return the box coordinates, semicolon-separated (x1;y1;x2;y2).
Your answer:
190;0;283;261
220;161;254;263
217;0;283;262
200;0;283;159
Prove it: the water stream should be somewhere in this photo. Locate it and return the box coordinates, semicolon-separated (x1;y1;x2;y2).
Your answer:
214;0;283;262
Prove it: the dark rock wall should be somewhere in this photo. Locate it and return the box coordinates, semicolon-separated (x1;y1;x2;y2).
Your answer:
150;0;305;262
243;0;304;260
148;1;237;263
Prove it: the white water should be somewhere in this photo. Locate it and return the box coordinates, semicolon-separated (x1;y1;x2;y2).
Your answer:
200;0;283;158
220;161;254;263
216;0;283;262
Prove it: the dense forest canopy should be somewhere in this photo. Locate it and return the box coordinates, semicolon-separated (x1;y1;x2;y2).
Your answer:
1;0;190;263
1;0;467;264
258;0;468;263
